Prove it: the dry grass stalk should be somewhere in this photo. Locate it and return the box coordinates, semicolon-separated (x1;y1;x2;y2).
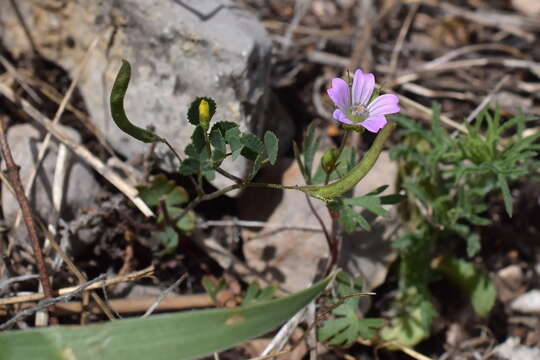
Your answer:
0;266;154;306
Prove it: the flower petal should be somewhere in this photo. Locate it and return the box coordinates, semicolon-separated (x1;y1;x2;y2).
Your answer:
333;109;353;124
327;78;350;110
352;70;375;106
367;94;400;116
360;114;387;133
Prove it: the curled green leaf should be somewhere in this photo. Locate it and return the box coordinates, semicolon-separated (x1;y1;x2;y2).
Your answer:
110;60;159;143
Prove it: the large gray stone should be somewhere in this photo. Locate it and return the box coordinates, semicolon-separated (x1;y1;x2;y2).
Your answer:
0;0;272;185
1;124;101;238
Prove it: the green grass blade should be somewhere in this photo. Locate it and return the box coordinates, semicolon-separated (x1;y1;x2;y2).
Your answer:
0;275;331;360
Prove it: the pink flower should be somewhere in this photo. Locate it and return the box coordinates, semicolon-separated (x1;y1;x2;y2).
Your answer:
327;70;400;133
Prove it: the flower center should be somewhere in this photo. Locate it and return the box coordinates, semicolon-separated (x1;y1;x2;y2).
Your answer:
350;104;369;123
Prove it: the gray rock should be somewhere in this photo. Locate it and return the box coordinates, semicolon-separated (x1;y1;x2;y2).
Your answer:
511;289;540;314
0;0;272;188
1;124;101;240
495;337;540;360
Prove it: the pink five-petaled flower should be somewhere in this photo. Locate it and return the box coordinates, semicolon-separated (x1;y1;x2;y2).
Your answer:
327;70;400;133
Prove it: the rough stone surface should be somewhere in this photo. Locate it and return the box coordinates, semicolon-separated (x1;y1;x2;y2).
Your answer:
495;337;540;360
1;124;101;239
511;289;540;314
0;0;272;186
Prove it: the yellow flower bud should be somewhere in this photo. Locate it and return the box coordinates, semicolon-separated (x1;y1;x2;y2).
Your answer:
199;99;211;132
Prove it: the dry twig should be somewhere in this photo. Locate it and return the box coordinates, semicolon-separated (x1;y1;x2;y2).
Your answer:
199;219;322;232
0;274;106;330
0;118;58;325
142;273;187;318
0;266;154;306
389;2;420;75
43;228;116;320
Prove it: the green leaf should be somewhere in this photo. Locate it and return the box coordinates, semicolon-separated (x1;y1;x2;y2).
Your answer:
380;288;436;347
176;212;195;234
136;176;189;213
248;154;263;180
319;272;383;346
178;157;201;176
165;206;196;234
136;175;175;206
264;131;279;165
202;277;227;304
187;97;217;126
210;127;227;163
380;193;406;205
110;60;159;143
466;233;481;257
157;226;179;252
402;182;430;205
166;187;189;207
433;257;496;317
225;127;243;160
242;282;260;306
212;121;238;137
0;275;332;360
191;126;206;152
497;174;513;217
179;141;214;180
242;282;276;306
240;133;264;161
303;122;321;182
339;205;371;232
345;195;390;217
365;185;389;196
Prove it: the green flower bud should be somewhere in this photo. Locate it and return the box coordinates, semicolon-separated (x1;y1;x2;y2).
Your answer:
199;99;211;133
321;148;338;174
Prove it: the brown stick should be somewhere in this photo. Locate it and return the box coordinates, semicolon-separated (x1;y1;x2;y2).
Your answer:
2;294;215;317
0;120;58;325
0;266;155;306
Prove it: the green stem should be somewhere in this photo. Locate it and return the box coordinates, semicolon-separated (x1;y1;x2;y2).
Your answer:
159;138;183;163
174;123;395;224
216;167;243;183
300;122;396;201
335;129;351;166
324;129;351;185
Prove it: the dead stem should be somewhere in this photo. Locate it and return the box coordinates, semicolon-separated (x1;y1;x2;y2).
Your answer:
0;119;58;325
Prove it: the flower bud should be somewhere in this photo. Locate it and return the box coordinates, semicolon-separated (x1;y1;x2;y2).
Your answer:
199;99;211;133
321;148;338;174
